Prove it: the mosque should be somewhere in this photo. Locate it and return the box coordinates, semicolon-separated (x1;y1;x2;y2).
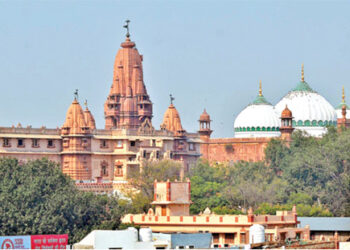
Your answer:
199;65;350;163
0;21;349;192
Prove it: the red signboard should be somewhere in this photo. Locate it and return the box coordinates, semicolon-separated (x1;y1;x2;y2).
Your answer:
30;235;68;249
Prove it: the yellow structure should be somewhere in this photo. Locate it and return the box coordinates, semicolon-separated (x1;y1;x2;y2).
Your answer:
122;180;310;247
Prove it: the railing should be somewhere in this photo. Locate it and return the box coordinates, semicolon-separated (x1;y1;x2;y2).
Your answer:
0;127;60;135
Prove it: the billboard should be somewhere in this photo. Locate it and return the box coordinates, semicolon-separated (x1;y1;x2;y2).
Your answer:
31;234;68;249
0;235;68;249
0;236;31;249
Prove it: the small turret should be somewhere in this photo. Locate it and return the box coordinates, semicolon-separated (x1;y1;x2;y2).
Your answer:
160;95;185;136
83;100;96;130
62;91;89;135
280;105;294;141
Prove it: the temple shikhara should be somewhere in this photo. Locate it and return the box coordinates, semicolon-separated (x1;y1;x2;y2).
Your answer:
0;21;349;193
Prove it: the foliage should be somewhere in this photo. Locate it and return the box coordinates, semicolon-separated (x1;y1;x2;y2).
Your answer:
188;127;350;217
127;160;181;213
0;158;125;244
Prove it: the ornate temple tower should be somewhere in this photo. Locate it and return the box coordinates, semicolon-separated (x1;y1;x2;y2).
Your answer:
104;21;153;129
61;92;94;180
198;109;212;159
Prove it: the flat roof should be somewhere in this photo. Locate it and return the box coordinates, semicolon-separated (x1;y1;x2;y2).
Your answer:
299;217;350;231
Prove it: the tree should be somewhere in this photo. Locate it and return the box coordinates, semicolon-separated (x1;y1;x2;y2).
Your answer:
0;158;125;243
126;160;182;213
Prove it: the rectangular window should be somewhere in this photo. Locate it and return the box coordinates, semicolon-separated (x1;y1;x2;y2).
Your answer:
143;150;147;158
116;140;123;148
225;233;235;244
240;233;246;244
156;151;160;159
212;233;220;244
152;139;156;147
3;138;10;147
17;139;24;147
32;139;39;148
47;139;54;148
100;140;108;148
130;141;136;147
63;138;69;148
115;165;123;176
189;143;195;151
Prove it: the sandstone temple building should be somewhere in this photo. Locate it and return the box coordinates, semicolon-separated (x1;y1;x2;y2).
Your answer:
1;22;349;193
0;26;201;193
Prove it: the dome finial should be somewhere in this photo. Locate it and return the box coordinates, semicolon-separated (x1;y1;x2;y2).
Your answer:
123;19;130;38
342;86;345;103
74;89;79;101
170;94;175;105
259;80;262;97
301;63;305;82
84;99;88;109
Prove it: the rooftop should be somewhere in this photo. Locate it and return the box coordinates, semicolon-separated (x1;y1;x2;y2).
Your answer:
299;217;350;232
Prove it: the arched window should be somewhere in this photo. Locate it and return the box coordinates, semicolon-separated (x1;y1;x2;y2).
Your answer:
304;120;310;126
312;120;317;126
297;120;303;126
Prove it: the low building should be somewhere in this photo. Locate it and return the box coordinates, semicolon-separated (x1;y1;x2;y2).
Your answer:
299;217;350;242
122;180;310;248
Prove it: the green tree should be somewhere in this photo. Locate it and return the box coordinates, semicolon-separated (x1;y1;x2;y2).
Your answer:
127;160;182;213
0;158;125;243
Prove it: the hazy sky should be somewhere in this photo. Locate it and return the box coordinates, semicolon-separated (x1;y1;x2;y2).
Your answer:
0;0;349;137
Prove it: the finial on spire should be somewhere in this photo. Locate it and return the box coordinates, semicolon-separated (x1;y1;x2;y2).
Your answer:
123;19;130;38
342;86;345;103
170;94;175;105
259;80;262;97
301;63;304;82
74;89;79;100
84;99;88;109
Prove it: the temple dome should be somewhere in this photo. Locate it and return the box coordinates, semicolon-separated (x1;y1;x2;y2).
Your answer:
275;65;337;137
234;82;281;138
161;103;185;135
62;98;88;134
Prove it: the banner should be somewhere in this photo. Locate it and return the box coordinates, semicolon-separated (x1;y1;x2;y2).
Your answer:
30;234;68;249
0;235;68;249
0;236;31;249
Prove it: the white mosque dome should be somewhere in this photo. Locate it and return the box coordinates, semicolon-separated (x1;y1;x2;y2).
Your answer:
234;83;281;138
275;67;337;137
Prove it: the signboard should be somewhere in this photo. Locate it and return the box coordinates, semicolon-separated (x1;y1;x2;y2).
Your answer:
0;236;31;249
30;234;68;249
0;235;68;249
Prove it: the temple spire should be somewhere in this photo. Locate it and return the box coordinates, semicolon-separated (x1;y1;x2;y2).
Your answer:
301;63;304;82
342;86;345;103
259;80;262;97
